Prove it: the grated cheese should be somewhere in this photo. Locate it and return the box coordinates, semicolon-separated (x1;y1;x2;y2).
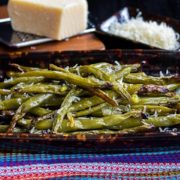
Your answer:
109;17;179;50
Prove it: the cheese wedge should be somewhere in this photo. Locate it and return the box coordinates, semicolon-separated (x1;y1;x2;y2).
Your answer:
8;0;88;40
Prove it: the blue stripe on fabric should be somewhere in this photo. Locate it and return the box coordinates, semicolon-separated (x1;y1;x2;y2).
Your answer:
0;151;180;162
1;149;180;162
0;153;180;166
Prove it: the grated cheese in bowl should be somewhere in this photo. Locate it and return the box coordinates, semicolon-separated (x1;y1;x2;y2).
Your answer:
109;17;180;50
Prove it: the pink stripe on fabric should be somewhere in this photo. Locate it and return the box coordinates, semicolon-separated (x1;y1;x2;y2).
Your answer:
0;172;113;180
1;171;179;180
0;163;179;178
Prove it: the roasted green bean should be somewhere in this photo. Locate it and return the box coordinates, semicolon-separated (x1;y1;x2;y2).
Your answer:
53;89;82;133
14;83;68;95
8;94;53;132
34;114;180;132
146;114;180;127
0;125;26;133
0;89;11;95
37;111;141;132
0;62;178;135
132;105;175;115
65;125;152;135
10;63;41;72
11;70;110;89
0;97;28;111
124;73;176;85
0;77;45;88
74;103;107;117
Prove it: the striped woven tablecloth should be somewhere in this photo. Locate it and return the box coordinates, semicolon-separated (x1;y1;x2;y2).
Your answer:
0;141;179;179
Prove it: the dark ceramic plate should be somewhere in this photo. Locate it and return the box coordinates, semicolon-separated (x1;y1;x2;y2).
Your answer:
97;7;180;50
0;50;179;147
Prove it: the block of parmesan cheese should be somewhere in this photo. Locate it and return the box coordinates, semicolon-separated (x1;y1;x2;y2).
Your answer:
8;0;88;40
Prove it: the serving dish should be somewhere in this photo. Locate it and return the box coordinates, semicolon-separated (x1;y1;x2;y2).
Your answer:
0;49;179;143
97;7;180;50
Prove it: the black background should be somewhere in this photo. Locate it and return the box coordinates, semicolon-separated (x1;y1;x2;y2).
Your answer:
87;0;180;22
1;0;180;21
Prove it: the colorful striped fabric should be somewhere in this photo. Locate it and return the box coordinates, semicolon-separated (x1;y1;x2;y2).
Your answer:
0;141;179;179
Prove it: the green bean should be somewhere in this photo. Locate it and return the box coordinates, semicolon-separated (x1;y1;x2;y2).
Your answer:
49;64;67;73
0;89;11;95
38;111;141;132
17;118;32;129
10;63;41;72
1;62;179;135
35;119;53;130
10;93;31;99
74;103;107;117
14;83;68;95
10;82;27;91
67;125;152;135
79;65;131;102
69;63;113;75
6;71;18;77
146;114;180;127
125;73;179;85
50;64;130;103
132;105;176;115
120;95;180;105
91;62;112;68
12;113;180;133
123;83;142;94
121;64;141;73
110;117;143;130
85;88;118;106
112;82;131;102
79;65;112;81
50;65;116;103
56;63;130;103
50;64;116;106
90;63;140;75
114;95;180;107
0;97;28;110
70;96;103;112
124;73;165;85
114;67;132;80
91;105;129;116
120;125;153;133
139;95;180;106
8;94;53;132
11;70;110;89
30;107;52;116
91;64;116;75
16;113;180;133
53;89;81;133
36;110;55;123
70;90;118;112
166;84;180;91
35;94;62;107
0;77;45;88
0;125;26;133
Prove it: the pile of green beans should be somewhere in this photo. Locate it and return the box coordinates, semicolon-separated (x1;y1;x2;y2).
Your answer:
0;62;179;135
